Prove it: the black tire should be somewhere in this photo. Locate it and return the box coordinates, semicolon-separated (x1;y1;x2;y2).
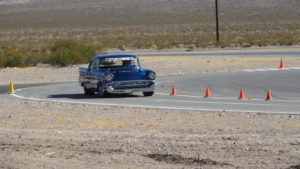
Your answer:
83;83;94;95
143;92;154;97
98;84;109;97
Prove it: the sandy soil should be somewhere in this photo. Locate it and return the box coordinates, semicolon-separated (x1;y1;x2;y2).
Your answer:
0;50;300;169
0;97;299;169
1;54;300;85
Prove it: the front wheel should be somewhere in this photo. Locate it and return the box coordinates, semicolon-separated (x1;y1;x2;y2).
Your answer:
143;92;154;97
83;83;94;95
98;84;109;97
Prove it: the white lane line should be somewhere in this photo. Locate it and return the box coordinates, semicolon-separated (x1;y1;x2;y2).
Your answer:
155;92;300;103
157;81;175;84
256;69;267;71
147;98;300;107
10;93;300;115
243;67;300;72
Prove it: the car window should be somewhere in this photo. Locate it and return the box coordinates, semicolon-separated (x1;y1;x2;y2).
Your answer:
99;57;138;68
89;59;100;71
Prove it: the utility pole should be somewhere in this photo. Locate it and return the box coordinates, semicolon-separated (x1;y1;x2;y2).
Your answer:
215;0;220;42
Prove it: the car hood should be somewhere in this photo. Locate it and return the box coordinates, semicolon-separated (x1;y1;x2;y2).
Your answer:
109;68;147;81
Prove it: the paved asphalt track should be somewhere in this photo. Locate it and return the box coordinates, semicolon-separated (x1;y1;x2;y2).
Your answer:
2;49;300;114
6;68;300;114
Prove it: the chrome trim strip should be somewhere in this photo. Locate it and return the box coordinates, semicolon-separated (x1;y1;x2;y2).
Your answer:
106;82;156;94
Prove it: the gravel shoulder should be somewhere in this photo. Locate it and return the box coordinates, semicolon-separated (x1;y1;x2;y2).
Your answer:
0;96;299;169
0;49;300;169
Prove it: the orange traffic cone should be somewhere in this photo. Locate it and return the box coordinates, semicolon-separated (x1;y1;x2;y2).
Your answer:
170;86;177;95
238;89;246;99
266;90;273;101
279;58;284;69
204;88;211;98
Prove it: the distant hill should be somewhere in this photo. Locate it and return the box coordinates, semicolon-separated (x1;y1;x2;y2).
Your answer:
0;0;299;50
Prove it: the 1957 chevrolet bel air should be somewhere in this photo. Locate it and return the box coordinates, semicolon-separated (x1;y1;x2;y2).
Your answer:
79;54;156;97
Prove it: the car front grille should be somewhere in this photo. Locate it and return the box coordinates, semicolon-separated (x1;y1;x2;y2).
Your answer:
110;81;152;89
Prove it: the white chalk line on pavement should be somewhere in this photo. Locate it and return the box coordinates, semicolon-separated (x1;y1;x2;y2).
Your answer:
243;67;300;72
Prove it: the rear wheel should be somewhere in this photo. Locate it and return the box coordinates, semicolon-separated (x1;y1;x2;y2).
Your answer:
143;92;154;97
83;83;94;95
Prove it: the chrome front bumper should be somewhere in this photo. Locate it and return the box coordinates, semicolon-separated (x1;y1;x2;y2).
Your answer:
105;80;156;94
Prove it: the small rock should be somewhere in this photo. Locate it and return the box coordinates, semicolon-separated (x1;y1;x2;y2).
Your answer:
45;152;55;157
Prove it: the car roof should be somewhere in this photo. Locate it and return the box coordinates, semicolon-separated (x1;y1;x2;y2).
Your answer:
92;54;138;60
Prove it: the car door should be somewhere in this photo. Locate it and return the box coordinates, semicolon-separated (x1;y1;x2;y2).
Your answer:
86;59;100;89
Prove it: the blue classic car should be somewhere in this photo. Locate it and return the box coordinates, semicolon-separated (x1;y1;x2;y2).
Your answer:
79;54;156;97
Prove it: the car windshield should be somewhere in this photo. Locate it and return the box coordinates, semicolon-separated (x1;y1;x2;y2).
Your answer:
99;57;138;68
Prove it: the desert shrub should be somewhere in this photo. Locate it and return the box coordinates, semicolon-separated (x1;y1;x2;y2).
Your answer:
117;45;126;51
241;42;251;48
278;39;294;46
0;54;5;68
49;40;96;66
24;49;49;66
80;45;97;62
0;48;24;68
214;41;228;48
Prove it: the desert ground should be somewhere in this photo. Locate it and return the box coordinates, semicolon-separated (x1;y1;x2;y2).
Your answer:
1;0;300;168
1;0;300;50
1;49;300;169
2;47;300;84
0;96;299;169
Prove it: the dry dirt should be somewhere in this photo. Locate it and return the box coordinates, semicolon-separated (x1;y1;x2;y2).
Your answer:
0;97;299;169
1;51;300;84
0;51;300;169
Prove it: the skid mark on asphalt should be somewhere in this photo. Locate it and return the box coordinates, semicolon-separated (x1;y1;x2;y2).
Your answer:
10;93;247;113
157;92;239;100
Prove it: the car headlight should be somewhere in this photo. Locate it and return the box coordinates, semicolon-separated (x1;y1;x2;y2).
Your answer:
148;72;156;80
105;74;113;81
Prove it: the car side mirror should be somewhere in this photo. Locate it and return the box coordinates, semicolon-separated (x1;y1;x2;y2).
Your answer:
135;67;141;72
